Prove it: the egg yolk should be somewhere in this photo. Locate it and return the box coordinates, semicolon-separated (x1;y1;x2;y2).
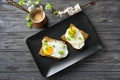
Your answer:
68;26;76;38
44;46;54;55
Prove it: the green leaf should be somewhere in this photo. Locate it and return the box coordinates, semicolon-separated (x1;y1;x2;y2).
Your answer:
19;0;25;6
26;13;30;20
30;0;34;5
36;0;41;4
45;3;53;10
58;51;64;55
53;10;59;15
27;20;32;28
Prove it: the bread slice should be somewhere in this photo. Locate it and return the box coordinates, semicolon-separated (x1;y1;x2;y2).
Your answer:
39;36;68;59
61;24;89;49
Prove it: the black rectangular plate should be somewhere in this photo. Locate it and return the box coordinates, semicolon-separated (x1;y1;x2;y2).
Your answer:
26;11;102;77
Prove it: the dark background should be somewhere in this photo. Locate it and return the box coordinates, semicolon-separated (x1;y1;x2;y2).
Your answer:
0;0;120;80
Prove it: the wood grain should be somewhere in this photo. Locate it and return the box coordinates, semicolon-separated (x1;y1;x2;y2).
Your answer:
0;51;120;72
0;0;120;79
0;32;119;51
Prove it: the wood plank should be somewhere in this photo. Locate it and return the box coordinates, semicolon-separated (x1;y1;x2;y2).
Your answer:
50;71;120;80
0;72;120;80
0;51;120;72
0;17;64;32
0;12;120;32
0;0;120;32
0;32;34;51
0;0;119;13
0;31;119;51
0;72;44;80
0;12;120;22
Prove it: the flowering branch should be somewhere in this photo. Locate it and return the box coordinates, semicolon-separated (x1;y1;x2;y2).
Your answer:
18;0;96;28
18;0;60;28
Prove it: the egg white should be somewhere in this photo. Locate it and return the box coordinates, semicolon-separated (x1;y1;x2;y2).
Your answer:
65;27;85;49
43;39;68;58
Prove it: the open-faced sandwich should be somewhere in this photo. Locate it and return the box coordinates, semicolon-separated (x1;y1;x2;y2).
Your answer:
61;24;89;49
39;36;68;59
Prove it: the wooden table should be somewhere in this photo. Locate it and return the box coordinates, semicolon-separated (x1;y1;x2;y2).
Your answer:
0;0;120;80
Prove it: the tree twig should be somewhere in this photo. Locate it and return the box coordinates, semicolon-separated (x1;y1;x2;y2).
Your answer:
81;0;96;8
6;0;29;13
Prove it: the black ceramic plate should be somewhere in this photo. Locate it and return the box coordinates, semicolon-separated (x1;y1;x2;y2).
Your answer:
26;11;102;77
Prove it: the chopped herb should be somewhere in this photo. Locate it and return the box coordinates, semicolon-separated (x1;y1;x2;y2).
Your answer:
45;46;51;51
45;47;49;51
58;51;64;55
44;40;48;43
71;35;75;38
63;45;66;49
78;37;82;40
53;45;55;47
68;28;76;38
44;41;48;46
66;37;71;41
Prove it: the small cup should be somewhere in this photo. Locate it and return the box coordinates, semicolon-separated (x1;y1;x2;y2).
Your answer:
30;8;48;29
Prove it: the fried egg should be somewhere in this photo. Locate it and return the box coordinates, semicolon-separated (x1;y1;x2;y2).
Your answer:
63;24;85;49
40;36;68;59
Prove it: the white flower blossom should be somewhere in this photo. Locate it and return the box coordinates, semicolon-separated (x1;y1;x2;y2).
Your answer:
74;3;82;13
58;3;82;17
58;11;65;17
66;7;75;16
24;0;32;6
28;5;35;12
63;8;68;13
39;6;43;10
24;1;82;17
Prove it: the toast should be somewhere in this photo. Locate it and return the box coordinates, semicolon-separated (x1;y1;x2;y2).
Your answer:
39;36;68;59
61;24;89;49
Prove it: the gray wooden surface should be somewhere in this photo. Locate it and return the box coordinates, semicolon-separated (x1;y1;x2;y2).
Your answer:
0;0;120;80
